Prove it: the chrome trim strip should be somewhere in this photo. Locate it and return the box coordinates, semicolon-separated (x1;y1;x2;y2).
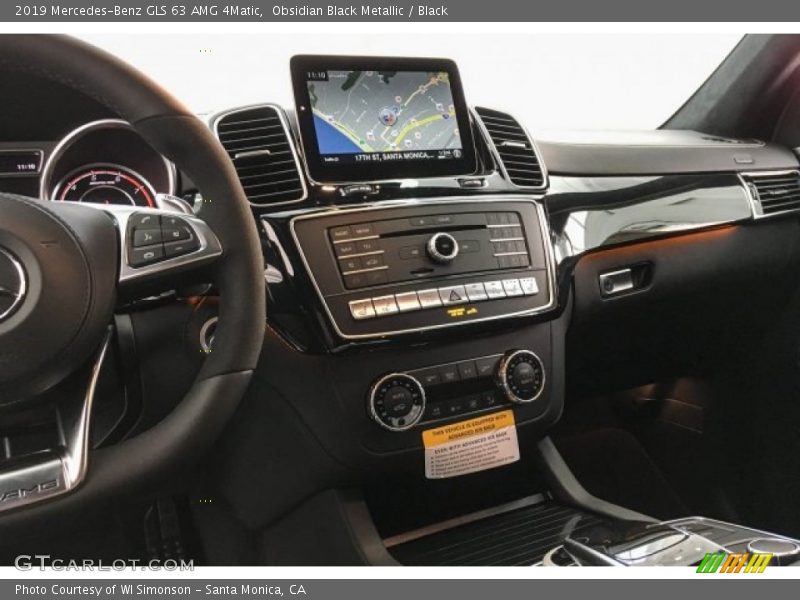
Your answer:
288;195;557;340
738;169;800;220
209;103;308;207
341;265;389;276
472;107;549;191
0;247;27;323
199;316;219;355
234;148;271;160
261;219;295;278
383;493;549;548
155;193;195;215
40;119;176;202
332;234;380;245
0;329;111;514
337;249;385;259
663;515;800;547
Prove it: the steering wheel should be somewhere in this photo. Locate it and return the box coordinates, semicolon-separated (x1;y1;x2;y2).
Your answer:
0;35;265;521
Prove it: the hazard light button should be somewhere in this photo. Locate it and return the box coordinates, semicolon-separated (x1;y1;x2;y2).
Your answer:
438;285;467;306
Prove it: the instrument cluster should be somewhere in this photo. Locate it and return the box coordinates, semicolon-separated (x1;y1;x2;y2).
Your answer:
41;119;176;207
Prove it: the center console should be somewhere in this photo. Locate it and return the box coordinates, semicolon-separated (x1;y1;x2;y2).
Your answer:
549;516;800;567
290;197;558;435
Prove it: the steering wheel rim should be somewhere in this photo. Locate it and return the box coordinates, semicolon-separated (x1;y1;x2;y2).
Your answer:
0;35;265;522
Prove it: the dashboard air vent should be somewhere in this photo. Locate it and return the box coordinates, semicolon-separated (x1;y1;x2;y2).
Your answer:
741;171;800;217
214;105;306;206
474;106;546;189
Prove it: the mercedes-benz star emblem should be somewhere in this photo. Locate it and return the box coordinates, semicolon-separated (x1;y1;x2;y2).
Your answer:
0;247;26;323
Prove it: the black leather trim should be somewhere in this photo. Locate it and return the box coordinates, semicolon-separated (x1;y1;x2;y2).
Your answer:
135;115;266;378
0;371;253;530
0;35;190;122
0;35;265;519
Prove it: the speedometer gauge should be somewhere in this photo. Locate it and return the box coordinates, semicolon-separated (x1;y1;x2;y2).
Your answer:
53;164;156;207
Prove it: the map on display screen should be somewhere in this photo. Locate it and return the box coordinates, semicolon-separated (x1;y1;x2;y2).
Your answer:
306;70;464;163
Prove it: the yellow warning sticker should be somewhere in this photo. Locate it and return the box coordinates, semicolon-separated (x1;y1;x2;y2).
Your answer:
422;410;520;479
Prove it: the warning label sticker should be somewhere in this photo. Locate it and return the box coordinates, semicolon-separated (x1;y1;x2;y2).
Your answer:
422;410;520;479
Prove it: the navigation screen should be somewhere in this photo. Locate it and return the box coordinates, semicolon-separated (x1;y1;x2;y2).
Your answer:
292;56;476;183
307;70;463;165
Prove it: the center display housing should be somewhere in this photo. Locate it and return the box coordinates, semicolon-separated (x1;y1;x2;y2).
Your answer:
291;55;477;184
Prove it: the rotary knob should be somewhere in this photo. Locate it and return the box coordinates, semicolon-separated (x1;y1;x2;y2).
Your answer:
496;350;545;404
748;538;800;566
426;232;459;264
368;373;426;432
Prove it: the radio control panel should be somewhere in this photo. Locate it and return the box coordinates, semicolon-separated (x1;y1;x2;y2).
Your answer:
290;199;554;339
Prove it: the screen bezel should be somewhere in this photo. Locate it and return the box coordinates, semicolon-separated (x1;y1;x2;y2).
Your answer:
290;55;477;184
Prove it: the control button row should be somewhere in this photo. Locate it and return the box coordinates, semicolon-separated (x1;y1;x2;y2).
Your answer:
493;240;527;254
128;213;200;268
489;226;524;240
399;239;480;260
411;356;501;387
496;254;530;269
486;212;521;226
329;223;375;242
334;238;382;258
423;390;503;421
348;277;539;320
409;214;455;227
340;253;386;274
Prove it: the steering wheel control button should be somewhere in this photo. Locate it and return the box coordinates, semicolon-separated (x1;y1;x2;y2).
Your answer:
162;224;192;243
496;349;546;404
133;228;163;247
130;244;164;267
349;299;376;320
439;285;467;305
368;373;426;432
164;239;200;258
129;212;161;229
127;212;202;268
427;232;459;264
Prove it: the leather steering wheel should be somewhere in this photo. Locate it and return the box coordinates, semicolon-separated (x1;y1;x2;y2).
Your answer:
0;35;265;522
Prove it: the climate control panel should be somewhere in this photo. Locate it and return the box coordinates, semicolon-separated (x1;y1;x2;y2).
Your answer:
366;350;546;432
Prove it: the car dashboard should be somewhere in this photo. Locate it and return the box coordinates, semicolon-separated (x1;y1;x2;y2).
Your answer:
3;56;800;565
